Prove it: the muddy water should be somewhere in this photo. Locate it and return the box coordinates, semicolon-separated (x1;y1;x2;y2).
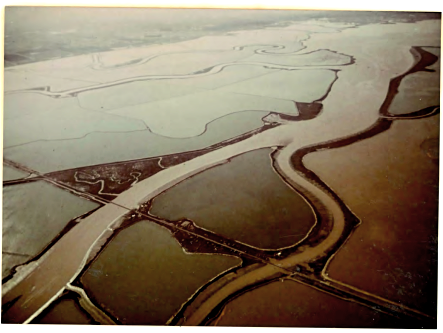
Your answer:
150;148;315;249
33;297;93;324
212;279;403;328
2;180;99;277
81;221;241;325
4;110;268;173
303;115;439;316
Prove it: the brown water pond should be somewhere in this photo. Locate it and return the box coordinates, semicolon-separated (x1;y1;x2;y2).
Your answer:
33;297;94;325
304;114;439;316
150;148;315;249
81;221;241;325
212;279;404;328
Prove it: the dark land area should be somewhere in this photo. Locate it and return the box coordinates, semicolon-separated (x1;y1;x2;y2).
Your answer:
4;7;441;67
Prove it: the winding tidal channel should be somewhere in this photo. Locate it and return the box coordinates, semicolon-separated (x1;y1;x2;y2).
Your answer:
2;20;440;327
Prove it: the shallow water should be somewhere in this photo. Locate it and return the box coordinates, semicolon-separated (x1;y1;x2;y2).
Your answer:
3;100;146;147
240;49;352;67
2;181;99;277
150;148;315;249
77;80;204;111
388;47;440;115
81;221;241;325
107;89;295;138
3;164;29;181
4;111;267;173
389;72;440;115
2;253;31;278
218;69;337;102
4;110;267;173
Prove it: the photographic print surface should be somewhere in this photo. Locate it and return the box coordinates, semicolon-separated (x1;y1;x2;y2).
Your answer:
2;7;441;328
